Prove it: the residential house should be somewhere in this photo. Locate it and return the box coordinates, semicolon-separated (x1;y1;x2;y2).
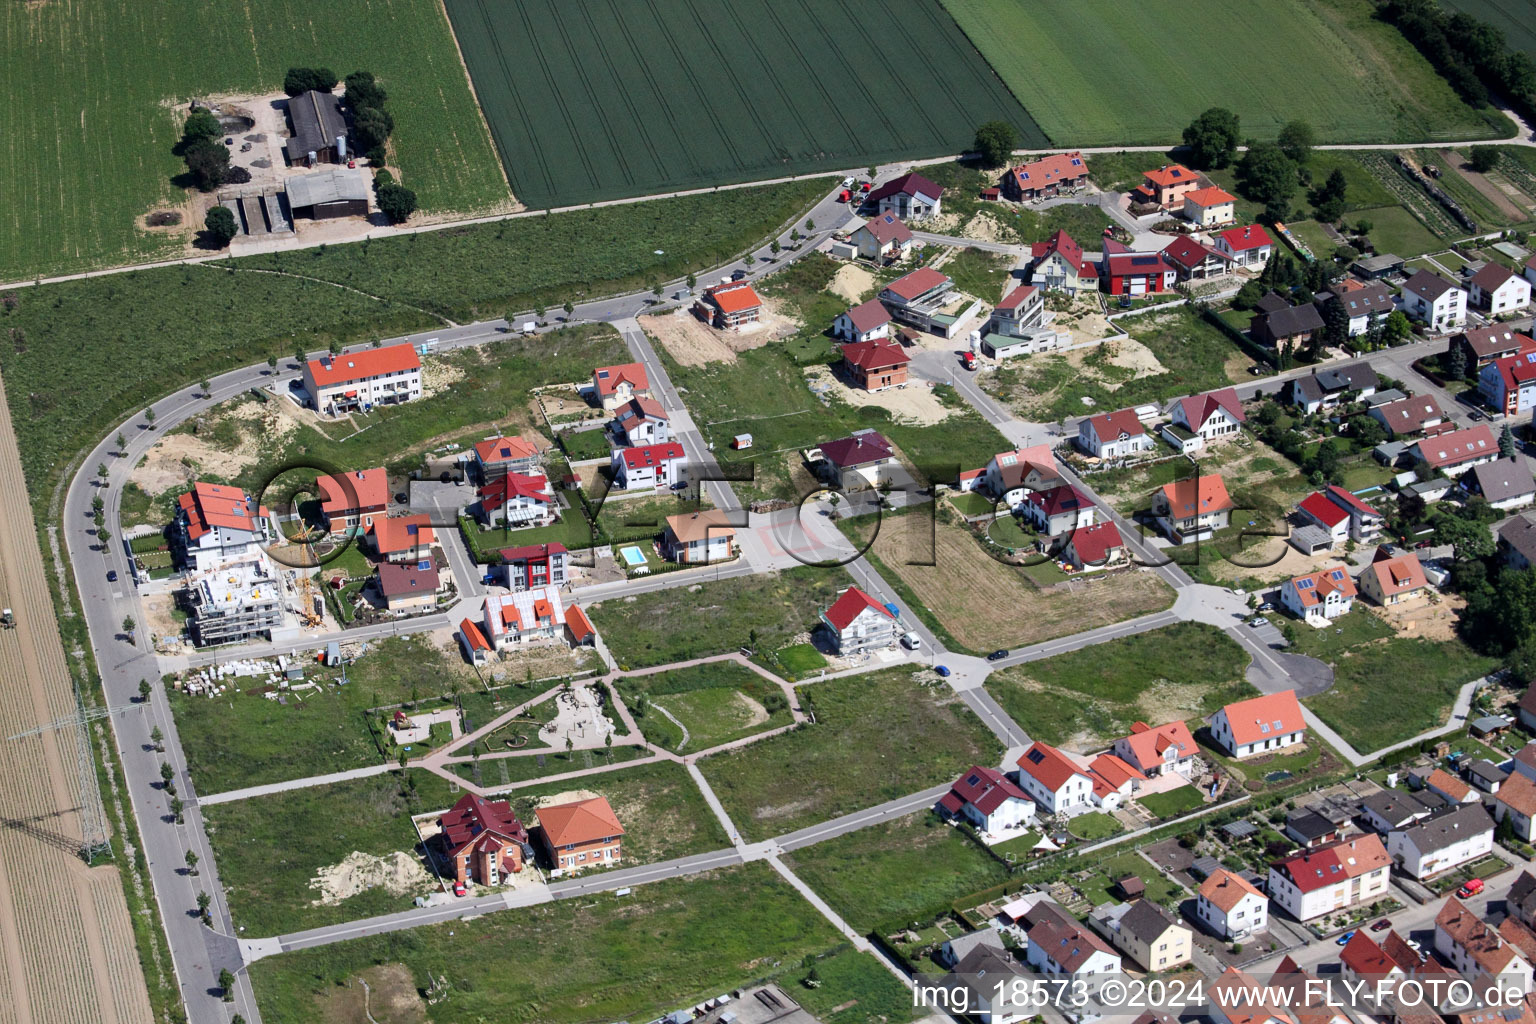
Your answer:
476;471;555;528
1167;388;1245;449
536;795;624;874
473;435;542;480
938;927;1007;970
1210;690;1307;759
563;604;596;648
819;586;899;655
1152;474;1234;543
1028;230;1096;296
1077;408;1154;459
1514;871;1536;928
878;267;957;337
174;482;272;573
1208;967;1298;1024
1315;280;1395;338
1285;362;1379;413
1285;809;1341;848
1358;550;1430;607
1353;253;1406;279
457;618;492;664
1181;186;1237;226
1062;521;1126;571
591;363;651;411
613;397;671;447
376;561;440;612
367;514;434;564
481;585;583;649
1018;484;1095;537
1101;250;1177;296
978;445;1061;505
984;285;1063;357
1022;899;1123;981
1469;262;1532;315
849;213;912;264
1269;957;1352;1024
1339;930;1409;985
1015;742;1094;815
1413;423;1498;476
943;946;1029;1024
1467;456;1536;510
1388;802;1495;879
182;557;283;646
1002;151;1088;200
833;297;893;343
1435;896;1535;994
868;172;942;220
1134;164;1201;210
438;793;530;888
839;337;910;392
1251;301;1325;349
1359;789;1441;835
1495;772;1536;841
815;430;897;490
695;280;762;329
1113;720;1197;778
611;442;686;491
660;509;736;565
1267;834;1391;922
317;468;389;533
1517;740;1536;781
1465;758;1509;794
1401;270;1467;332
938;765;1036;835
1162;235;1231;281
1086;753;1144;809
1499;515;1536;571
1369;395;1446;438
302;344;422;416
1296;485;1383;545
284;89;348;165
1197;868;1269;939
1480;351;1536;416
1279;566;1357;626
1454;326;1535;369
1214;224;1274;268
1098;900;1192;972
497;542;568;592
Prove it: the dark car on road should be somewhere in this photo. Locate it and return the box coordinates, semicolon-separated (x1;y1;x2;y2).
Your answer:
106;570;117;583
987;649;1008;661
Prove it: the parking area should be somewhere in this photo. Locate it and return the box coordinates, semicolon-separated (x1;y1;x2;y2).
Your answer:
1246;616;1288;649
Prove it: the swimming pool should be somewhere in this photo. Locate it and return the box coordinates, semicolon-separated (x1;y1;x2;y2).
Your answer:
618;545;647;567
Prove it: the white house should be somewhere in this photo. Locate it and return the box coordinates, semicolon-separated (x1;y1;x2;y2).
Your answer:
1387;802;1494;879
1267;835;1391;922
978;445;1060;506
868;172;942;221
1167;388;1245;448
1022;900;1122;982
1469;262;1532;316
944;946;1029;1024
1435;896;1534;994
819;586;899;655
1196;869;1268;939
832;298;893;344
1017;484;1095;537
1210;690;1306;759
659;510;736;565
301;343;422;416
938;765;1036;835
591;362;650;411
982;285;1062;357
174;481;272;573
613;397;671;447
1493;771;1536;842
1180;186;1237;227
481;585;580;649
611;442;686;491
1318;281;1395;338
1077;408;1153;460
475;471;556;528
1015;741;1093;815
1213;224;1273;268
1279;566;1357;626
849;213;912;264
1028;230;1094;296
1400;270;1467;332
1113;720;1197;779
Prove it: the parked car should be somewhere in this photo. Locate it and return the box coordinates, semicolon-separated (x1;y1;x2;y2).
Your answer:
900;631;921;650
986;649;1009;661
453;883;467;897
1458;878;1485;898
1336;930;1356;946
935;665;951;678
1370;918;1392;932
106;570;118;583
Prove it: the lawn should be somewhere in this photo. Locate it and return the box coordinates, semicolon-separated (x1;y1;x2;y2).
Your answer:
0;0;510;283
1137;786;1207;820
1070;812;1123;841
768;642;828;677
587;566;852;669
1295;611;1499;752
442;0;1042;209
944;248;1015;305
985;623;1257;750
616;662;792;752
948;492;999;517
1354;204;1447;258
783;811;1010;931
698;667;1004;840
1078;852;1185;908
249;863;859;1024
1287;220;1341;261
941;0;1505;146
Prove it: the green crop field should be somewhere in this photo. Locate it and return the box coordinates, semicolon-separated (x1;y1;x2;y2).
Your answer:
0;0;508;283
442;0;1044;209
1444;0;1536;63
940;0;1506;146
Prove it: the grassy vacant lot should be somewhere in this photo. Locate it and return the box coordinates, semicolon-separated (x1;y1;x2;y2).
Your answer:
1079;852;1185;908
844;508;1173;654
0;0;507;283
985;624;1256;750
1296;610;1498;752
250;863;854;1024
942;0;1505;146
587;567;851;669
784;811;1009;931
443;0;1042;208
1354;204;1448;257
1137;786;1206;819
617;662;792;752
204;769;459;937
699;668;1003;840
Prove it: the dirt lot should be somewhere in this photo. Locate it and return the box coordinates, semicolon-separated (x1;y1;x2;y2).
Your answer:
804;367;955;426
310;850;432;906
644;299;800;367
0;373;155;1024
130;394;302;493
1369;590;1462;642
871;516;1174;650
1048;295;1118;343
827;263;879;304
1437;150;1529;221
315;962;426;1024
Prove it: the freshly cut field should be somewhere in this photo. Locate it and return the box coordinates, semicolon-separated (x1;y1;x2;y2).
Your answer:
941;0;1504;146
0;0;507;282
443;0;1043;208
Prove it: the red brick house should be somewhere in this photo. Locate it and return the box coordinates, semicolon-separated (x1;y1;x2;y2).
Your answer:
317;468;390;533
439;793;531;887
839;337;910;392
537;795;625;873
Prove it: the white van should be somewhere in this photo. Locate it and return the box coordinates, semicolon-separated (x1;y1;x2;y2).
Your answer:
900;631;921;650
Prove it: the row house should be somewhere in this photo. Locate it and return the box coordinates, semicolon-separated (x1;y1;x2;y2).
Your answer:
1388;802;1495;879
1001;151;1088;200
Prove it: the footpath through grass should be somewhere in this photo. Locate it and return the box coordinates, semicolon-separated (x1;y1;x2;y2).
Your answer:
617;662;793;752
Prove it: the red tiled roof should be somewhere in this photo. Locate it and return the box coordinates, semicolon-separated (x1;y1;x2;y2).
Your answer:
1159;474;1233;518
883;267;950;302
615;396;670;428
707;280;762;315
1271;835;1388;895
1035;229;1083;269
840;337;911;371
306;343;420;387
1017;741;1088;792
369;513;434;554
1218;224;1273;252
1021;483;1091;518
1285;566;1357;609
996;285;1038;312
1087;408;1145;443
564;604;595;643
1490;351;1536;391
474;435;540;465
860;212;912;245
1326;485;1380;519
619;442;686;470
949;765;1032;816
1362;552;1425;599
1200;868;1264;912
1299;491;1349;528
1497;771;1536;819
1067;521;1123;565
1104;252;1175;278
177;481;264;540
1162;234;1227;270
1007;151;1086;188
1142;164;1197;188
1184;186;1237;207
459;617;491;652
1340;931;1401;977
1119;720;1196;770
1415;424;1496;468
822;586;894;631
440;792;527;851
1088;753;1145;793
819;431;893;468
868;171;941;204
1427;767;1472;802
843;298;893;334
499;542;568;561
1176;387;1245;431
478;471;552;507
377;561;439;598
1218;690;1305;748
593;362;649;398
317;469;390;516
538;795;624;846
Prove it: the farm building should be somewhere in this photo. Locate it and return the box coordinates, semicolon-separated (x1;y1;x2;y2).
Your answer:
284;90;349;166
285;167;370;220
1001;151;1087;200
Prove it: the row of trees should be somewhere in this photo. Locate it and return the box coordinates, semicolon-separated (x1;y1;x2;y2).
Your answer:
1379;0;1536;123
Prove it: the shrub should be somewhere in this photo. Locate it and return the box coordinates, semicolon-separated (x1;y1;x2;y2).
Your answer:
283;66;338;96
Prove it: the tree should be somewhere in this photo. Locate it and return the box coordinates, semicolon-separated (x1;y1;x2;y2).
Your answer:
686;272;697;290
354;106;393;153
805;218;815;232
139;679;152;703
1237;142;1298;221
1447;342;1468;381
769;239;781;255
267;354;278;373
1322;298;1349;350
564;736;575;759
376;183;417;224
183;110;222;143
652;282;664;299
604;733;613;762
1350;415;1386;448
1433;511;1495;561
283;67;338;96
563;301;574;316
115;431;126;453
973;120;1020;167
150;726;164;752
1383;310;1412;346
344;70;387;110
1501;423;1518;458
96;462;108;482
203;205;237;248
1313;168;1349;223
168;797;183;824
185;850;199;875
196;890;211;915
218;967;234;1000
293;344;306;365
122;615;135;636
1182;108;1241;169
1277;120;1315;165
160;762;174;784
144;407;156;425
1471;147;1501;173
182;137;231;192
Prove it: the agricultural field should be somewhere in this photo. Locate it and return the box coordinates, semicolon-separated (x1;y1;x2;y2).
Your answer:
0;0;507;283
442;0;1042;208
1443;0;1536;65
615;662;794;753
984;623;1256;750
698;668;1004;840
941;0;1506;146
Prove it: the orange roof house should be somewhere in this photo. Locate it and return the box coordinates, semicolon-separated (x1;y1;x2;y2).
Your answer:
368;514;435;562
592;363;650;409
1152;474;1234;543
316;469;390;531
1134;164;1202;209
177;481;269;541
697;280;763;329
536;795;625;874
1358;551;1428;607
1113;720;1197;777
1211;690;1307;758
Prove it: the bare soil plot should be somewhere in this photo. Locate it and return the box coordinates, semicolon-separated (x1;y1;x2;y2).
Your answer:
804;367;955;426
827;263;879;304
1369;591;1463;642
315;963;426;1024
644;299;800;368
1436;150;1527;221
